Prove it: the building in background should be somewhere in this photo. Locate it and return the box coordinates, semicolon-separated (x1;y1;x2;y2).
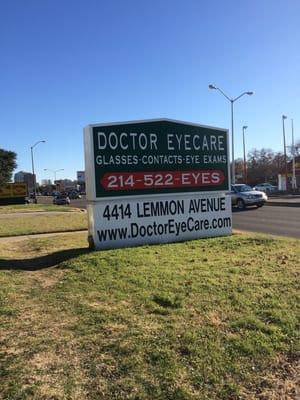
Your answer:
41;179;52;186
55;179;78;193
278;156;300;190
14;171;35;193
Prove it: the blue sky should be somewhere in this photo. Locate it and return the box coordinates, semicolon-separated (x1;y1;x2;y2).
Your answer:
1;0;299;182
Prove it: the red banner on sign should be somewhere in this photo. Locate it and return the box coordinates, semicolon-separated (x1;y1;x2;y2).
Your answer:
100;170;225;191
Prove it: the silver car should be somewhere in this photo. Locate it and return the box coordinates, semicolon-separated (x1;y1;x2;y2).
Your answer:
253;183;277;193
53;195;70;205
230;184;268;210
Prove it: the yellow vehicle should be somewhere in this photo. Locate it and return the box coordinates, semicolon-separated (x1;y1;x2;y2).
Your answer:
0;183;28;205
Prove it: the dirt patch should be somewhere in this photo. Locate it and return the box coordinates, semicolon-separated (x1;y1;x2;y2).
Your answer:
29;269;65;289
245;352;300;399
27;346;88;400
207;311;225;327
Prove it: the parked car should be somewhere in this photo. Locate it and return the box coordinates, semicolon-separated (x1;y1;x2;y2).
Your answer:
230;184;268;209
69;191;81;199
53;195;70;205
253;183;277;193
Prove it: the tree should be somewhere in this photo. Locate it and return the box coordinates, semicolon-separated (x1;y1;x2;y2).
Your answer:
0;149;17;185
233;158;245;183
246;148;287;186
294;140;300;156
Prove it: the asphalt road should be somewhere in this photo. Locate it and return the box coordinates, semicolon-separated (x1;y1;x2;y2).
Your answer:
232;206;300;239
38;196;87;209
37;196;300;239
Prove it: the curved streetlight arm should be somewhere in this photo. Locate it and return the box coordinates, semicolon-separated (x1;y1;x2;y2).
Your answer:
233;92;252;103
31;140;46;150
215;87;231;102
209;85;253;103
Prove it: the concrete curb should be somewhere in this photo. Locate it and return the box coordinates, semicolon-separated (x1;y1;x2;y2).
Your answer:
266;202;300;208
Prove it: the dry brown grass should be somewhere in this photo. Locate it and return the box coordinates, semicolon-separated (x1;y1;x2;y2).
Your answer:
0;212;87;237
242;353;300;399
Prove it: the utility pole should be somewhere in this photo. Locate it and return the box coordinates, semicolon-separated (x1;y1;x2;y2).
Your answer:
282;115;288;191
30;140;46;203
209;84;253;184
291;119;296;189
242;125;248;183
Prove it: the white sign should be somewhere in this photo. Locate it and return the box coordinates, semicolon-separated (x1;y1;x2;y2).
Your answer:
84;119;232;250
87;193;232;250
77;171;85;182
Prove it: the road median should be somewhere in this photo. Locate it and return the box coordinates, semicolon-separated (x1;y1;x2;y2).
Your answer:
0;212;87;237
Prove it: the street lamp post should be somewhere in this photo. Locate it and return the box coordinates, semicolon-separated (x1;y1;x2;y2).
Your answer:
242;125;248;183
285;119;297;190
291;119;296;190
282;115;288;191
30;140;46;203
208;84;253;184
44;168;64;183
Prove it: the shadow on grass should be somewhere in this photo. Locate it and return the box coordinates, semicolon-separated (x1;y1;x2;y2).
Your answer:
0;247;91;271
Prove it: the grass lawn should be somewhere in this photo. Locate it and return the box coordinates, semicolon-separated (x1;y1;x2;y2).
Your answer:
0;233;299;399
0;204;83;214
0;212;87;237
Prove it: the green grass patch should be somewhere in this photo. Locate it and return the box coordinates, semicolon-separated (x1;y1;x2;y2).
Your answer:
0;233;299;399
0;213;87;237
0;203;82;213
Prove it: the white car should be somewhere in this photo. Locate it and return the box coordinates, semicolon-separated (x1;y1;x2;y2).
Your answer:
253;183;277;193
231;184;268;209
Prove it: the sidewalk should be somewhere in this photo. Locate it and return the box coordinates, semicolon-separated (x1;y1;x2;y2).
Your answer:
0;229;87;243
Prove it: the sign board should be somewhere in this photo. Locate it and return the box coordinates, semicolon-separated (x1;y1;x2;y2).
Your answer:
77;171;85;182
87;193;232;249
0;183;27;199
85;119;229;199
84;119;231;249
